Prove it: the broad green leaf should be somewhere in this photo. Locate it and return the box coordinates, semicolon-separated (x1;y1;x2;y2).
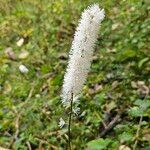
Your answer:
119;132;133;142
134;99;150;111
128;106;143;117
117;49;136;62
87;138;111;150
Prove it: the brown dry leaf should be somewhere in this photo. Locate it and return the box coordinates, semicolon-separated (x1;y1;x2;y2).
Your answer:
112;23;120;30
106;73;114;79
105;101;116;112
3;81;12;94
88;84;103;94
88;88;95;95
95;84;103;92
131;81;137;88
138;85;149;96
18;50;29;59
40;83;49;95
4;47;16;60
112;81;119;89
92;55;98;61
137;81;145;86
142;128;150;141
119;145;131;150
107;48;116;53
0;146;10;150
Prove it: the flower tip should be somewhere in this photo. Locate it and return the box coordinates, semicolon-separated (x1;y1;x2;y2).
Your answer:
87;3;105;22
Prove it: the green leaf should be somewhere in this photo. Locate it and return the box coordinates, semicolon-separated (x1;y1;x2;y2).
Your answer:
119;132;133;142
128;106;143;117
134;99;150;111
138;57;149;68
117;49;136;62
87;138;111;150
123;50;136;58
93;93;105;106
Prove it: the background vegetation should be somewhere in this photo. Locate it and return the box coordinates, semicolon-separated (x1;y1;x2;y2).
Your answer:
0;0;149;149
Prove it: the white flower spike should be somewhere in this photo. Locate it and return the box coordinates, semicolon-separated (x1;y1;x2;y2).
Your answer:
61;4;105;106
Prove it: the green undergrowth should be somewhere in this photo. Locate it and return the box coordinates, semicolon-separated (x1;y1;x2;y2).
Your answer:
0;0;149;149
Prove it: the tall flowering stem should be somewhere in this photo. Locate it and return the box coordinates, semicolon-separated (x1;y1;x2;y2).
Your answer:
61;4;105;149
68;92;73;150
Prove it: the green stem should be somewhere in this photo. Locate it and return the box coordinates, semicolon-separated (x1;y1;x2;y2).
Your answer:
68;93;73;150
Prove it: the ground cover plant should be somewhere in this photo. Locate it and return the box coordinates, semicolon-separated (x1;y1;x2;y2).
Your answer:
0;0;149;149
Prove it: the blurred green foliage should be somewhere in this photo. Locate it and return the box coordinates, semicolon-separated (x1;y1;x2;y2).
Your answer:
0;0;149;149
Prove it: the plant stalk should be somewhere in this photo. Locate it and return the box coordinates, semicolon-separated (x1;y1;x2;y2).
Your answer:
68;93;73;150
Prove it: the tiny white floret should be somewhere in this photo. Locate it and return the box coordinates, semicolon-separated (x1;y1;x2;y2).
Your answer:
58;118;65;128
73;107;80;115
